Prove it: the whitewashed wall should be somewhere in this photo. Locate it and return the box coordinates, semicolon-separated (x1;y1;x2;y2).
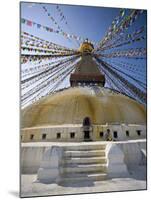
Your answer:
21;124;146;142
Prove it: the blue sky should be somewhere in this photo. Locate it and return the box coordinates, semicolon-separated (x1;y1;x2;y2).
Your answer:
21;2;147;48
21;2;125;48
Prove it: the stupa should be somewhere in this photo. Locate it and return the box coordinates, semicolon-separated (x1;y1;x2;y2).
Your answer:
21;39;146;143
21;40;146;189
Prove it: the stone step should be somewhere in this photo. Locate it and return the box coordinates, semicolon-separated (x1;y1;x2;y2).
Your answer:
60;144;107;184
63;144;106;151
61;163;107;173
62;157;107;164
60;172;107;183
64;150;106;157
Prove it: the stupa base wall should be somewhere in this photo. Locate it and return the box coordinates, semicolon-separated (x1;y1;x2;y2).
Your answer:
21;139;146;180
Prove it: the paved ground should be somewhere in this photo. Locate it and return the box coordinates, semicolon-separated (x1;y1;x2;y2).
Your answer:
21;166;146;197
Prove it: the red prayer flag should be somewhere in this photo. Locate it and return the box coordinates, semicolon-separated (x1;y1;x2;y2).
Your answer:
27;20;32;26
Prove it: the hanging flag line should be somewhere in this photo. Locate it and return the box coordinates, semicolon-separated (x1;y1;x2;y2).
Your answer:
20;7;146;107
21;55;75;75
21;55;51;64
42;5;78;48
47;65;76;95
42;5;63;33
21;32;76;51
103;35;145;51
99;8;126;47
96;48;146;59
102;59;146;89
21;50;79;59
94;56;133;97
21;37;75;52
101;58;146;95
21;64;63;89
22;57;76;89
94;56;143;99
21;57;77;92
105;77;120;92
108;9;143;45
22;62;66;91
21;46;76;55
21;59;74;100
21;39;76;52
103;59;146;78
111;25;146;47
120;60;147;73
94;56;146;104
99;9;144;48
21;55;80;89
22;57;79;106
21;18;84;43
97;58;146;103
22;65;74;107
105;59;146;103
95;57;131;96
47;58;80;95
45;58;81;95
21;55;79;85
55;5;80;47
97;26;146;51
56;5;68;25
21;51;80;64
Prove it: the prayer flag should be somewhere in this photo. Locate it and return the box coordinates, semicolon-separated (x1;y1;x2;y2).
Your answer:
37;24;41;29
27;20;32;26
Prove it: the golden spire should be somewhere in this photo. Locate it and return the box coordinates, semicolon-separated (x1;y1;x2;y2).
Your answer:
79;39;94;53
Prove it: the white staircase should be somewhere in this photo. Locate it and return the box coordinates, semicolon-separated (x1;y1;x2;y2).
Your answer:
60;144;107;184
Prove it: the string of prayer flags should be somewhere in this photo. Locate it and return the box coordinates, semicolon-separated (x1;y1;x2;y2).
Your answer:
98;48;146;59
99;9;144;48
56;5;67;24
42;6;63;32
21;18;84;43
21;31;75;51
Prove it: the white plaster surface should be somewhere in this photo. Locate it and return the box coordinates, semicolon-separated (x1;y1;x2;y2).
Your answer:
37;146;63;183
107;144;129;178
21;167;146;197
21;139;146;174
21;123;146;142
21;139;146;147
